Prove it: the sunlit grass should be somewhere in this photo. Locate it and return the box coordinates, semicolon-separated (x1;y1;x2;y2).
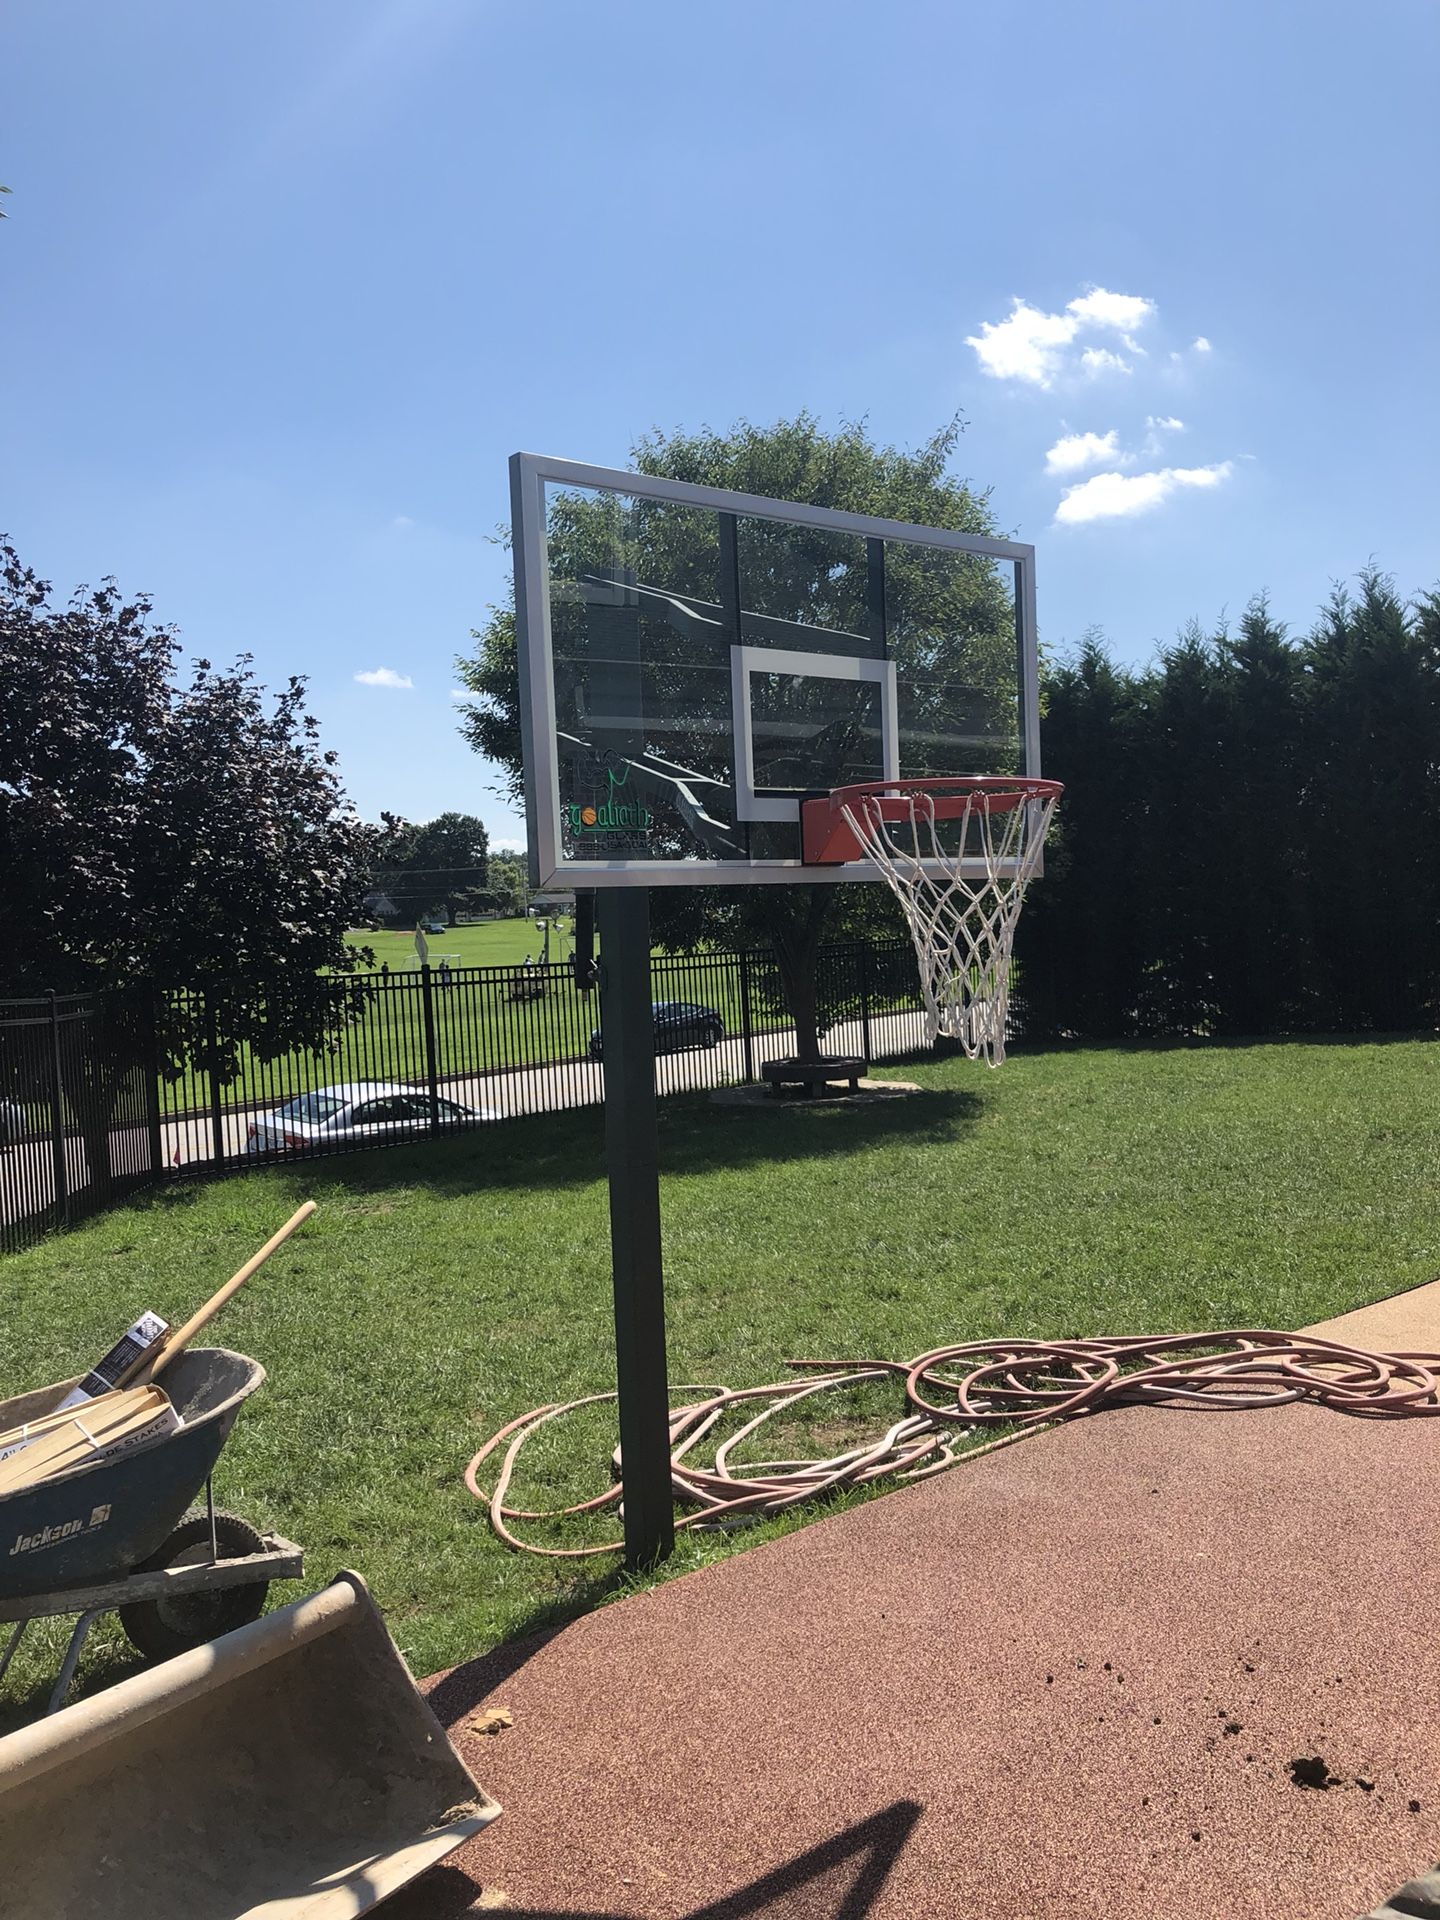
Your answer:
344;918;572;971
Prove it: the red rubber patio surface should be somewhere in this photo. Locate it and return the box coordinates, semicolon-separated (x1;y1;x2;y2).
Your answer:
400;1308;1440;1920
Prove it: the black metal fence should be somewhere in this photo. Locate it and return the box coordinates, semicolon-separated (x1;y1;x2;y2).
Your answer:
157;942;940;1162
0;991;160;1255
1;939;994;1254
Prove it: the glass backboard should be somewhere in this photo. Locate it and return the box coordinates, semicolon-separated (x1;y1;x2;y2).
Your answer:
511;453;1042;888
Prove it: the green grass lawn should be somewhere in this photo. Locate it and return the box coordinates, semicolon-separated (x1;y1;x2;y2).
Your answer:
345;918;572;971
5;1032;1439;1724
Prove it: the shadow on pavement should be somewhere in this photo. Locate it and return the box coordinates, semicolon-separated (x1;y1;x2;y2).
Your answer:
380;1799;925;1920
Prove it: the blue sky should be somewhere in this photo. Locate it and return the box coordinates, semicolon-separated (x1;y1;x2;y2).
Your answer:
6;0;1437;849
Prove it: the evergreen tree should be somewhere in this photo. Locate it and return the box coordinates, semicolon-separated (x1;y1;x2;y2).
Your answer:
1013;636;1149;1038
1136;624;1229;1035
1017;569;1440;1043
1211;598;1316;1032
1301;569;1440;1029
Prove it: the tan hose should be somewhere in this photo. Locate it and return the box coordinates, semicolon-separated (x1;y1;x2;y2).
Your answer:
466;1331;1440;1557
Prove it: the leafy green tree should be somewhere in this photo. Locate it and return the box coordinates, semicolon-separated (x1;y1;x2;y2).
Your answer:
485;851;528;917
0;538;376;1168
457;414;1016;1057
371;811;490;923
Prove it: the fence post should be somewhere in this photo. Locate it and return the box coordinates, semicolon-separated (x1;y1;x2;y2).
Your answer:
206;992;226;1169
420;963;441;1131
860;944;873;1068
46;992;70;1227
739;948;756;1084
146;985;165;1178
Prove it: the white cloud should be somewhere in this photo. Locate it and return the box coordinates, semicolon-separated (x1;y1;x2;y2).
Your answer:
1193;336;1212;353
390;514;415;530
1044;430;1123;476
965;299;1082;386
967;285;1157;387
1067;289;1155;331
1140;414;1187;456
1080;347;1132;377
448;687;470;703
1054;462;1233;526
354;667;415;689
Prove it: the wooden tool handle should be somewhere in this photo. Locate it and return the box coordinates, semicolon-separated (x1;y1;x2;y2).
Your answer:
121;1201;318;1386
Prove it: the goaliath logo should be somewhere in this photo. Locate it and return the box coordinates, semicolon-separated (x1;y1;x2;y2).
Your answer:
566;763;652;836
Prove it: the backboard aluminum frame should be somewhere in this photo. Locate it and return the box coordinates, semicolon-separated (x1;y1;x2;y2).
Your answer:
511;451;1043;889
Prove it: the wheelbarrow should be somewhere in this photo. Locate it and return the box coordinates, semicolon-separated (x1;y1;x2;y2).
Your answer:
0;1570;501;1919
0;1348;303;1713
0;1193;500;1916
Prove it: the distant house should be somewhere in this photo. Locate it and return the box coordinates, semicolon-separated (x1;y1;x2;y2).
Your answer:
362;890;399;921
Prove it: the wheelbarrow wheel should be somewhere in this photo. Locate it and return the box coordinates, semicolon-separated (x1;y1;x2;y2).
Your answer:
118;1510;270;1663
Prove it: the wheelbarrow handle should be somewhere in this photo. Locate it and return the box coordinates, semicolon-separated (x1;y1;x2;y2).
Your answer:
118;1202;318;1388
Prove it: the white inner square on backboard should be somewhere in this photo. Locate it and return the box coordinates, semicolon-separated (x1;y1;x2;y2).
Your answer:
731;646;899;823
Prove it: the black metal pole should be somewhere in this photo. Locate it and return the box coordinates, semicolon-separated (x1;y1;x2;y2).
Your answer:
46;992;70;1227
420;962;441;1131
739;947;755;1085
146;984;165;1180
596;887;674;1569
861;944;873;1068
206;994;226;1169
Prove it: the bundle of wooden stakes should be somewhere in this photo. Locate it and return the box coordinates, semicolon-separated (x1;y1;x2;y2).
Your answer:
0;1387;181;1495
0;1202;316;1499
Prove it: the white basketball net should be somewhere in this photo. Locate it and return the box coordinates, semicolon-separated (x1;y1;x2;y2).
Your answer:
839;780;1061;1066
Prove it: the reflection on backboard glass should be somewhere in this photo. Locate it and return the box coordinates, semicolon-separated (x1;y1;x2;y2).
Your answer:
749;672;885;795
517;458;1037;884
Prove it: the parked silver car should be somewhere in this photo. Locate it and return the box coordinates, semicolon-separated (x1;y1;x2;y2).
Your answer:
246;1081;494;1153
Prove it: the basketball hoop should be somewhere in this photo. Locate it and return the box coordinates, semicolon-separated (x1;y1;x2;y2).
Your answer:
802;776;1063;1065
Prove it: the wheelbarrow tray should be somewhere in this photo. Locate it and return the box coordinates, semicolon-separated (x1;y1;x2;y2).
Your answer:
0;1349;263;1601
0;1571;500;1919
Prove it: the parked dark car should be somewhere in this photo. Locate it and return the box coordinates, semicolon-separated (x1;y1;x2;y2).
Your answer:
588;1002;724;1062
